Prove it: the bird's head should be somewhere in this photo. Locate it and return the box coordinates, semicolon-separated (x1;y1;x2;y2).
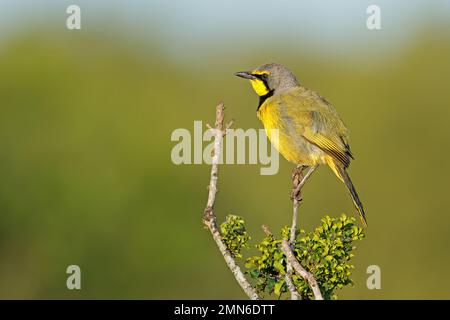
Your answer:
234;63;299;98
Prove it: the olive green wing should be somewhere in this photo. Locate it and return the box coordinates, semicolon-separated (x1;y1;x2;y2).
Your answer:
279;87;353;168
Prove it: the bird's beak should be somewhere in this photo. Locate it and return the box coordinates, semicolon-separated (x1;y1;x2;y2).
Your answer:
234;71;257;80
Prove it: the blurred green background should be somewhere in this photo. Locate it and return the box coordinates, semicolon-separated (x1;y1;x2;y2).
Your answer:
0;0;449;299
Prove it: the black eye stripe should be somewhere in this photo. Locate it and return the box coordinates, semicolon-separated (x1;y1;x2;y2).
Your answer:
254;73;267;80
253;73;269;87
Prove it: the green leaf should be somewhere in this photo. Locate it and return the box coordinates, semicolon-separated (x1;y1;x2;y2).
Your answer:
274;279;285;296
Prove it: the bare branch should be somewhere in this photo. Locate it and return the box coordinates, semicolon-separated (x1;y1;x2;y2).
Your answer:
289;165;318;242
285;165;319;300
284;267;301;300
203;102;260;300
261;225;272;237
281;240;323;300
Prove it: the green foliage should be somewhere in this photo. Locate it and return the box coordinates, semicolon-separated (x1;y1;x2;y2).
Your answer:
220;215;250;258
291;215;365;299
222;214;364;299
244;232;287;296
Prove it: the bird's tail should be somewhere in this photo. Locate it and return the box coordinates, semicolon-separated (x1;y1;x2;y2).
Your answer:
327;159;367;227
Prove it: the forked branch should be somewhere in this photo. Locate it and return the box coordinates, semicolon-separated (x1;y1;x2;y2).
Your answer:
202;102;260;300
202;102;322;300
281;240;323;300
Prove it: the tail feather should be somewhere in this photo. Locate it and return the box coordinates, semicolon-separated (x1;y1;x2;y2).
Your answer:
327;159;367;227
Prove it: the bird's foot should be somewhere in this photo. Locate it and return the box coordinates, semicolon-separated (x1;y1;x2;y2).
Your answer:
290;188;303;202
290;165;306;201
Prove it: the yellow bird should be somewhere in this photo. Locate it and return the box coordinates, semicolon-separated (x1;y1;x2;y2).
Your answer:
235;63;367;227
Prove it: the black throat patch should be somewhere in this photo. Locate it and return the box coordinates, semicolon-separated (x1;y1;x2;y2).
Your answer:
257;90;274;110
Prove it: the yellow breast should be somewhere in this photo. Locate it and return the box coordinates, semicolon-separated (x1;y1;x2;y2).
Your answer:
257;100;322;166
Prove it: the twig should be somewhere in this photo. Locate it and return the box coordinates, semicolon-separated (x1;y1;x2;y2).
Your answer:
284;265;301;300
289;165;318;242
261;225;300;299
285;165;319;300
284;166;314;299
261;225;272;237
285;168;304;299
203;102;260;300
281;240;324;300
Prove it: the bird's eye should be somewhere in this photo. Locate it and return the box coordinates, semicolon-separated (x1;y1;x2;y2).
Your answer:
254;73;268;81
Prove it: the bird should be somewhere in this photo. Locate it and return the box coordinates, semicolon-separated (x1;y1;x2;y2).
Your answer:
235;63;367;227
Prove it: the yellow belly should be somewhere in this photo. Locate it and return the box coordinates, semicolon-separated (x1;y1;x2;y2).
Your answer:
257;101;325;166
